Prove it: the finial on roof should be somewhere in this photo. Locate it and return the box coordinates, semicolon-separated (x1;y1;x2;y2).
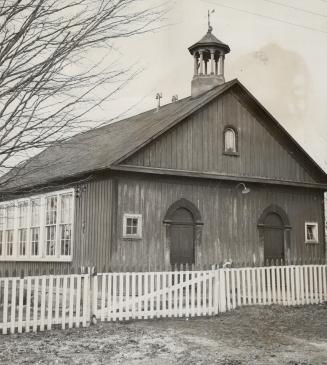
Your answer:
208;9;215;33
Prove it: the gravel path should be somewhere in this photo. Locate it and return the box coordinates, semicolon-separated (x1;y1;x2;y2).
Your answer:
0;304;326;365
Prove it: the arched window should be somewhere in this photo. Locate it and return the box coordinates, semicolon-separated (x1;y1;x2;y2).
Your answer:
224;127;238;154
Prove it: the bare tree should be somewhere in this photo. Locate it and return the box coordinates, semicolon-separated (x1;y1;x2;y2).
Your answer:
0;0;165;186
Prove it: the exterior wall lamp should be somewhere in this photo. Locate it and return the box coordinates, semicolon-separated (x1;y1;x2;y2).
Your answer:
235;182;251;194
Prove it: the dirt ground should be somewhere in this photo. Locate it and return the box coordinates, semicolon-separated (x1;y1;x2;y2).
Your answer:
0;304;326;365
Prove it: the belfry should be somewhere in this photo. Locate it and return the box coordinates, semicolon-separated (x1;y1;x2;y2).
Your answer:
188;14;230;97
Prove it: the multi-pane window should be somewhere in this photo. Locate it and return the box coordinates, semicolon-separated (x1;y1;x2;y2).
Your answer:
123;214;142;239
0;208;4;256
0;189;74;261
6;205;14;256
31;199;40;256
305;222;318;243
60;193;73;256
18;201;28;256
46;196;57;256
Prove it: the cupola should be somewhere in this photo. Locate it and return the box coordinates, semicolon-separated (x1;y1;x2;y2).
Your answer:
188;17;230;97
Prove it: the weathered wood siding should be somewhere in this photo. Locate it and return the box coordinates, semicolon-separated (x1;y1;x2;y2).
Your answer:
111;174;325;269
123;90;319;184
0;178;114;276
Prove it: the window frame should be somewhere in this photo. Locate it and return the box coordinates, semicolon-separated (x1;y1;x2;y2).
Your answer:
123;213;142;239
223;125;239;156
305;222;319;244
0;188;74;262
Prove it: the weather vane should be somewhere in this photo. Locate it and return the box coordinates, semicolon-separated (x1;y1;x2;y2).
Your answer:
208;9;215;32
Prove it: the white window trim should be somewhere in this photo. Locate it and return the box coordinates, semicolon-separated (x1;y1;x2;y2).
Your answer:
123;213;142;239
305;222;319;244
0;188;74;262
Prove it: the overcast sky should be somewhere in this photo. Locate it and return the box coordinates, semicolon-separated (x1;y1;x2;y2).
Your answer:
96;0;327;172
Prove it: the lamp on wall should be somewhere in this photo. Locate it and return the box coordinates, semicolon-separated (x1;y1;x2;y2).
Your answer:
235;182;250;194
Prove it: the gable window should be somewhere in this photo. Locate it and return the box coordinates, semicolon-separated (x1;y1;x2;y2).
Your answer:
0;188;74;262
123;214;142;239
223;127;238;155
305;222;318;244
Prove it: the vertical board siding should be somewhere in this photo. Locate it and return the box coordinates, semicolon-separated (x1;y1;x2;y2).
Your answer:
113;175;325;270
123;91;318;184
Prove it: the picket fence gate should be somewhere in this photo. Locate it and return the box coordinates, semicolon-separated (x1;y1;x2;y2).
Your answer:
0;264;326;334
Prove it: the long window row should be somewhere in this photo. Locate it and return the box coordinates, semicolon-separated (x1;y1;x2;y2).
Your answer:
0;189;74;261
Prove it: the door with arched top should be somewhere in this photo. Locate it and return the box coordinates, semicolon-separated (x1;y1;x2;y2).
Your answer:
170;207;195;265
263;212;285;262
170;208;194;265
258;205;291;264
164;199;203;267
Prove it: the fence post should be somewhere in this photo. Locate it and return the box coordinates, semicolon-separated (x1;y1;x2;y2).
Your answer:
219;269;226;313
88;267;98;322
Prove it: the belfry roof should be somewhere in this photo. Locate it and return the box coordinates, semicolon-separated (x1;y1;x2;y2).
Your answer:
188;28;230;55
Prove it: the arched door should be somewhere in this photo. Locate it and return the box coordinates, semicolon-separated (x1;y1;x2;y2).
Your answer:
263;212;285;262
258;205;291;264
164;199;203;267
170;208;195;265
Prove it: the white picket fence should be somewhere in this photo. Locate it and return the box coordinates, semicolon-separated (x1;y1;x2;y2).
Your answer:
93;264;327;322
0;274;90;334
0;264;326;334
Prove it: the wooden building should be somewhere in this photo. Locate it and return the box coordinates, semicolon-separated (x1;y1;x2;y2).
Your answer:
0;26;326;275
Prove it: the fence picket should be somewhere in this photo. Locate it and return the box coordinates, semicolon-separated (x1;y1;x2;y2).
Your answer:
276;266;281;304
62;276;67;329
252;269;257;305
309;266;314;304
261;268;266;305
131;273;136;319
101;274;106;322
75;275;81;327
82;275;89;327
203;272;207;316
47;276;53;330
299;266;304;305
219;269;226;313
213;269;219;314
313;266;318;304
18;278;24;333
185;271;190;317
281;266;286;305
55;277;60;324
10;278;17;334
68;276;74;328
246;268;251;305
162;272;167;317
33;277;39;332
271;266;276;304
26;277;32;332
236;269;241;306
295;266;300;305
231;270;236;309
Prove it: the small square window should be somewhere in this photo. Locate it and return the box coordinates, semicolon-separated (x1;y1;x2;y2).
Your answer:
123;214;142;239
305;222;318;243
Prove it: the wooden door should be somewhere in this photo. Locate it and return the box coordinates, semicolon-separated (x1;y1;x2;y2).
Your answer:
263;213;285;262
170;208;195;265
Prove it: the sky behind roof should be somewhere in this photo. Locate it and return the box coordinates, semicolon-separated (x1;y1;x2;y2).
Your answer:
94;0;327;172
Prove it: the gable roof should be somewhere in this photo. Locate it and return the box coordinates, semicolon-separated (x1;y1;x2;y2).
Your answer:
1;79;326;192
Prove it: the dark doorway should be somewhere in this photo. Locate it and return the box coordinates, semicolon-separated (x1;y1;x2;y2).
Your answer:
263;213;285;262
164;199;203;267
258;205;291;263
170;208;195;265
